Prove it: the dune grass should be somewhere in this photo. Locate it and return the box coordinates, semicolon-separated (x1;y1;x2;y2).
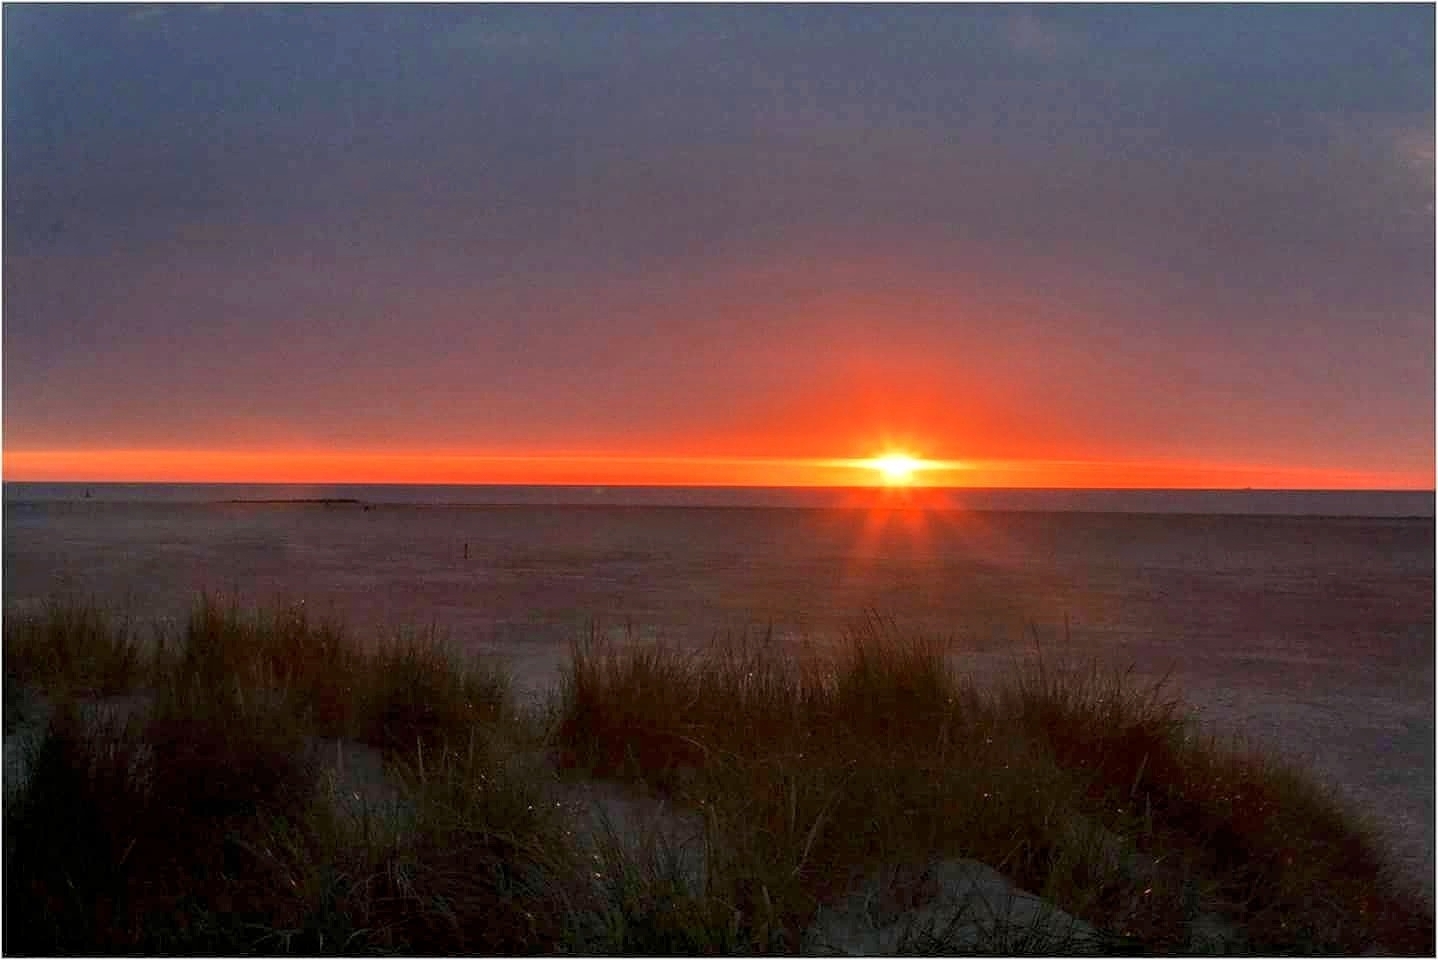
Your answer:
3;599;1432;954
3;596;549;954
4;597;146;700
556;615;1434;954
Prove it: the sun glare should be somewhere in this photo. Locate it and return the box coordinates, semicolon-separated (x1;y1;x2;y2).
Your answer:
869;453;923;485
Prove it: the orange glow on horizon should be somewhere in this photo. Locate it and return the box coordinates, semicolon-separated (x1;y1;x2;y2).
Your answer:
2;448;1431;491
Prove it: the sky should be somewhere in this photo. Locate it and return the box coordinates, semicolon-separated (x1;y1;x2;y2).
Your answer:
4;4;1434;488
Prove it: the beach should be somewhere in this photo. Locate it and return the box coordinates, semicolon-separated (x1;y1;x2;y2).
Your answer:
4;488;1433;903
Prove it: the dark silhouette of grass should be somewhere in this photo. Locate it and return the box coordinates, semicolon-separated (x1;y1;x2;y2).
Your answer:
3;600;1432;954
4;596;145;698
556;614;1435;954
1000;652;1434;951
4;597;539;953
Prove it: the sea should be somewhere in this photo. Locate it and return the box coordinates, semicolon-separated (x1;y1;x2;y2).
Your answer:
4;482;1434;900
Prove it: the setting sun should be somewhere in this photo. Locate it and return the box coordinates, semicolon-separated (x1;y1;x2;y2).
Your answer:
868;453;924;485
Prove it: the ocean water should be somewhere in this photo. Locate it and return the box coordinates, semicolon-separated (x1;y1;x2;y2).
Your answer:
3;483;1434;898
5;481;1435;515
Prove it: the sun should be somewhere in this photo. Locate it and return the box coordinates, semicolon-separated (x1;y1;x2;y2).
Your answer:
868;453;923;486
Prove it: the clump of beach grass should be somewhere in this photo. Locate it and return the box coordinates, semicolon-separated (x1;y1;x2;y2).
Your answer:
554;613;1435;954
1001;650;1434;951
3;596;560;953
150;595;511;751
4;595;147;700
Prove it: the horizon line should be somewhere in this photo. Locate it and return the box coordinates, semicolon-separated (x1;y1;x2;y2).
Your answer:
5;479;1434;495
